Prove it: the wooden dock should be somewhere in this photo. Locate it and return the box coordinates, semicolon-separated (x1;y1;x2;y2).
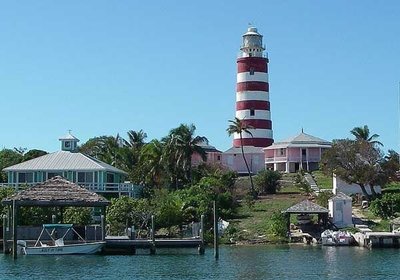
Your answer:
103;236;204;254
354;232;400;248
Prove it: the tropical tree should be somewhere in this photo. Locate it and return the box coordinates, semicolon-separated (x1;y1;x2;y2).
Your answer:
163;124;208;188
350;125;383;146
23;149;48;162
320;139;386;200
123;129;147;150
381;149;400;182
227;117;256;198
79;135;125;168
0;149;24;182
134;139;166;188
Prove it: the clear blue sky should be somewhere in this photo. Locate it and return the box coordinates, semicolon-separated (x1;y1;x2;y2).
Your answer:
1;1;399;153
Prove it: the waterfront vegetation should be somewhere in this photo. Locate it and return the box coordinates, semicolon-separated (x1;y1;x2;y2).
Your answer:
0;124;400;244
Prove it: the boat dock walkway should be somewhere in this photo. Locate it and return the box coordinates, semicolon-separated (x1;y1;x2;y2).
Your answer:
104;236;205;254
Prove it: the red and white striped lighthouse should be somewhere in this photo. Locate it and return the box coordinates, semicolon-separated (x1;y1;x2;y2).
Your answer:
234;27;273;148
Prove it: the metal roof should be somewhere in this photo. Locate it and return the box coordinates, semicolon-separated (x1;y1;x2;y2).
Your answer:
283;200;329;214
59;131;80;141
223;146;264;155
3;151;127;174
197;141;222;153
264;132;331;150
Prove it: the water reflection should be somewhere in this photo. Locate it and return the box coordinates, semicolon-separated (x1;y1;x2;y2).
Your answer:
1;246;400;279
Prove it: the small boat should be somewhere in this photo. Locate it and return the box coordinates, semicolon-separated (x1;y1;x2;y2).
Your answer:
321;230;354;246
18;224;105;255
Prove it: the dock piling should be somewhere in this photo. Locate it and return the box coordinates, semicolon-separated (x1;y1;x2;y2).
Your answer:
12;200;18;259
213;200;219;260
150;215;156;255
198;214;205;255
3;214;8;254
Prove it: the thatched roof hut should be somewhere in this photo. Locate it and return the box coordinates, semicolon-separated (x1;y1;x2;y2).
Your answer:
2;176;110;207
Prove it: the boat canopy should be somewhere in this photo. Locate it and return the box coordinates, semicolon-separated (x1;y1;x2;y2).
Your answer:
42;224;73;229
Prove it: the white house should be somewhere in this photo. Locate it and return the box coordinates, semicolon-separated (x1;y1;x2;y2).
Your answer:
328;192;353;228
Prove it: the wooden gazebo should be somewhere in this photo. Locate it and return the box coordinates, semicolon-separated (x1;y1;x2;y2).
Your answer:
282;200;329;239
1;176;110;258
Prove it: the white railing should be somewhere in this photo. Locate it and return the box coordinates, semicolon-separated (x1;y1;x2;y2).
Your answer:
265;156;321;163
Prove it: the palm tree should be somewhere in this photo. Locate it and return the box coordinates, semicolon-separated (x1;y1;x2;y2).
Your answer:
227;117;256;198
138;139;165;187
123;129;147;150
163;124;208;187
350;125;383;146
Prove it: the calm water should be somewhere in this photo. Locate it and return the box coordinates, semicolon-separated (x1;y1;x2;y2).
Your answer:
1;245;400;279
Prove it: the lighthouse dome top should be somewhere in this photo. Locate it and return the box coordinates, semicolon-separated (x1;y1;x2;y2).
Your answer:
243;27;262;36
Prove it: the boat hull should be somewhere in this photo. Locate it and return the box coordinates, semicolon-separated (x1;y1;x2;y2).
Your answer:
23;242;105;255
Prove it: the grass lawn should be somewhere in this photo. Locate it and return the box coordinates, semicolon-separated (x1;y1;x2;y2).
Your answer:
227;193;304;242
312;171;332;189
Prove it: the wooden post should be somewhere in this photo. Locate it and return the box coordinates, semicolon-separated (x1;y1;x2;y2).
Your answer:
213;200;219;260
100;214;105;241
3;214;8;254
150;215;156;254
12;200;18;259
101;206;106;241
286;213;291;241
198;214;205;255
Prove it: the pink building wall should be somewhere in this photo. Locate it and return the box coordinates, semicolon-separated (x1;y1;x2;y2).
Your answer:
192;151;222;166
222;152;265;174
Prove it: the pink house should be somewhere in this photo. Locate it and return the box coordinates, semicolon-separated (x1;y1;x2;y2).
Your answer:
264;131;331;173
192;142;222;166
222;146;265;175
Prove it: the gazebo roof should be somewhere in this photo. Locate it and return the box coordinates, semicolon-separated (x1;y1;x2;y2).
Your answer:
283;200;329;214
2;176;110;207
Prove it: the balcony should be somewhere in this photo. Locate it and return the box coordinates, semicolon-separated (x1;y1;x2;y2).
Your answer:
265;156;321;163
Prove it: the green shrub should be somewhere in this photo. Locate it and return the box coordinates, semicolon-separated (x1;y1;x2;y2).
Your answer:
63;207;92;225
254;170;281;194
294;173;312;195
369;193;400;219
267;212;288;238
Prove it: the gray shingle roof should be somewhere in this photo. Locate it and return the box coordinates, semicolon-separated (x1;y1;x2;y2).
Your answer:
264;132;331;150
2;176;110;207
283;200;329;214
3;151;127;174
329;192;352;201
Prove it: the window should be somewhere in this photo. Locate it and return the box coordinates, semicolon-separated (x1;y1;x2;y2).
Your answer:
64;141;71;148
217;155;221;161
18;172;33;183
250;109;255;116
250;68;255;75
279;148;285;156
77;172;96;183
107;173;115;183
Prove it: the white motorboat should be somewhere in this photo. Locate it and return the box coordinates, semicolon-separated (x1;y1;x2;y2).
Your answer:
321;230;354;246
19;224;105;255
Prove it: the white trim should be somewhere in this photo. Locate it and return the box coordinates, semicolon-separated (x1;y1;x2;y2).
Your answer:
237;72;268;83
236;110;271;120
236;91;269;101
234;129;273;139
